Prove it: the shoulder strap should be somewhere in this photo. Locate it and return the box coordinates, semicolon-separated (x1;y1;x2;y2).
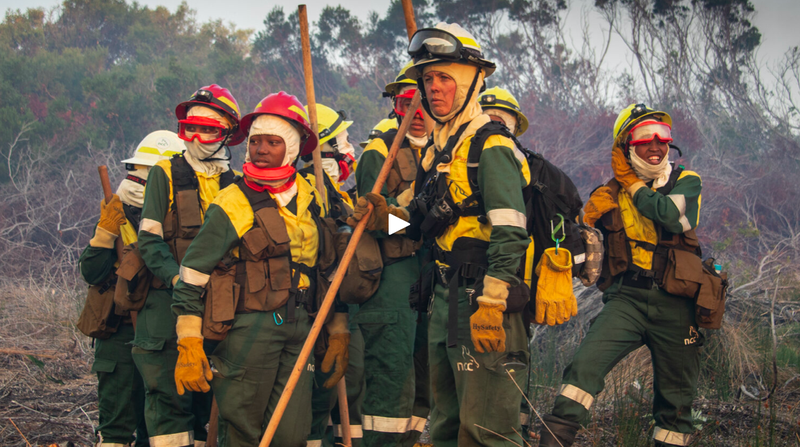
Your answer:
376;128;406;150
466;121;516;193
219;169;237;190
234;177;279;213
170;155;197;192
123;204;142;232
656;165;684;195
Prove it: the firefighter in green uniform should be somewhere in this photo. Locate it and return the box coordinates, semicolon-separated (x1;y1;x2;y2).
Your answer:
538;104;704;447
350;23;534;447
80;131;185;447
352;61;430;447
170;92;350;447
133;85;244;447
304;103;366;447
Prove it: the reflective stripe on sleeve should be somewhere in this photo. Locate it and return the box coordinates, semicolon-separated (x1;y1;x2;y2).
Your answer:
678;215;692;232
181;265;210;287
363;415;427;434
150;431;193;447
559;384;594;410
140;218;164;238
486;209;526;229
194;441;206;447
306;441;322;447
667;194;687;214
653;427;691;446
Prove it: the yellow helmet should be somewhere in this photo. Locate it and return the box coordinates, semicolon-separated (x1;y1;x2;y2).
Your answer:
613;103;672;144
360;118;398;148
121;130;186;166
406;22;496;81
478;87;529;136
384;61;419;98
305;104;353;145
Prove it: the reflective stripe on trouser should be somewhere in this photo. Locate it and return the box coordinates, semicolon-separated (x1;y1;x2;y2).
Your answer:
654;427;691;445
93;323;148;447
428;281;530;447
211;305;314;447
132;290;214;446
551;279;702;437
309;325;365;447
354;257;422;447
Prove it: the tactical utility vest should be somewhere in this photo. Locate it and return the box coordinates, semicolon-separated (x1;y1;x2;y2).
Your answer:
162;155;235;266
596;167;702;292
238;178;335;310
375;129;423;262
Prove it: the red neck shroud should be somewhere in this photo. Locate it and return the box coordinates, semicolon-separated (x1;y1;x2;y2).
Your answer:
242;162;296;193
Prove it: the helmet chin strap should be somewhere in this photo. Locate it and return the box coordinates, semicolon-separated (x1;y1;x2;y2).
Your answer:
200;133;232;162
417;68;482;125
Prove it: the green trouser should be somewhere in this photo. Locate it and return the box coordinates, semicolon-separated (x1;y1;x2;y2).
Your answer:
209;304;314;447
354;256;424;447
93;323;148;447
132;289;214;447
308;322;365;447
412;309;431;426
551;279;703;445
428;280;530;447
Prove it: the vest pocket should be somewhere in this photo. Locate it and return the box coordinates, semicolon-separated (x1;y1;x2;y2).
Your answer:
696;261;728;329
661;249;703;298
175;190;202;238
338;232;383;305
202;266;239;341
114;243;152;312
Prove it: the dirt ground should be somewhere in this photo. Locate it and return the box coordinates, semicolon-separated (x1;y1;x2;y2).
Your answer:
1;347;798;446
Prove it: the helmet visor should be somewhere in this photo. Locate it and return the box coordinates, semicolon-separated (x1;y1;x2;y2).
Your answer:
408;29;463;62
178;117;228;144
394;89;423;119
629;120;672;146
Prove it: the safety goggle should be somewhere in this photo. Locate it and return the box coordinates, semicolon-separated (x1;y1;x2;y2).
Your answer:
178;116;229;144
408;28;492;69
628;120;672;146
394;89;423;119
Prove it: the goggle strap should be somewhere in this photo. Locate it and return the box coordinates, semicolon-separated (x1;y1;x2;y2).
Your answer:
319;114;344;140
125;175;147;186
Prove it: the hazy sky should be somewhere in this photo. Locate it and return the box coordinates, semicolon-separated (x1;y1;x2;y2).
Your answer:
2;0;798;68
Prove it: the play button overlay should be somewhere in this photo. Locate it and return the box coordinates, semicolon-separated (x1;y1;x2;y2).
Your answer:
388;213;410;235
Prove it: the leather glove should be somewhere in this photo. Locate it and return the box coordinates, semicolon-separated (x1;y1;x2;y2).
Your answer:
321;312;350;389
470;275;509;353
583;186;618;227
98;194;126;235
612;147;646;196
174;315;212;395
534;247;578;326
347;192;388;232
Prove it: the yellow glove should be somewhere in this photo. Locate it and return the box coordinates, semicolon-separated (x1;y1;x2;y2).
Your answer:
611;147;646;196
583;186;618;227
470;275;509;353
98;194;126;235
534;248;578;326
174;315;212;395
321;312;350;389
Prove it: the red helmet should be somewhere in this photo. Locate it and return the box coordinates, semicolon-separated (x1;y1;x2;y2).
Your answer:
175;84;245;146
240;92;318;157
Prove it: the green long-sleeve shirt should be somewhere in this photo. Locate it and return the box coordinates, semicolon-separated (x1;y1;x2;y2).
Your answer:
633;169;702;234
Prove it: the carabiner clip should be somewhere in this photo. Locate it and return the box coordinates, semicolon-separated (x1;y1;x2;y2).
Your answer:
550;213;566;254
273;312;284;326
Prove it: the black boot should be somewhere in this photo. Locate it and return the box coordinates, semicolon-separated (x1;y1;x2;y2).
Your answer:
538;414;581;447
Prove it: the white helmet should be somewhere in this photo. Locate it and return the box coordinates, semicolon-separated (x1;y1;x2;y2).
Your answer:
121;130;186;166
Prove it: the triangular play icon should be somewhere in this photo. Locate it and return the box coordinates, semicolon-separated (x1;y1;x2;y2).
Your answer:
388;213;410;235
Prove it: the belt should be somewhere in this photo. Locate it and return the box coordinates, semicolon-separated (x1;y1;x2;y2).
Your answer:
620;271;656;290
